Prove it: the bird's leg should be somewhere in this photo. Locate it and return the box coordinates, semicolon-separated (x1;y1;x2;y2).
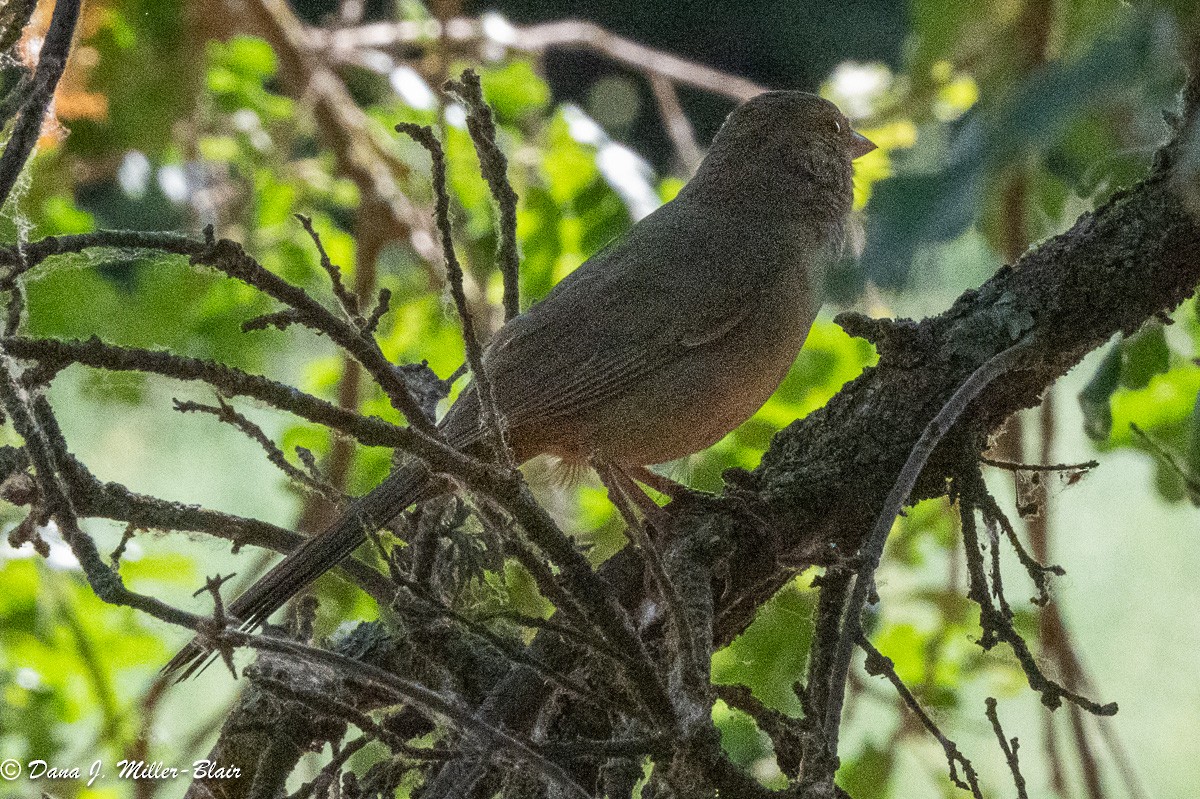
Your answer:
626;465;693;501
591;457;672;533
634;464;777;542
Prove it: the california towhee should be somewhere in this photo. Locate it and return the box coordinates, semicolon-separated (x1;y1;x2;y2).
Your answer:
165;91;875;678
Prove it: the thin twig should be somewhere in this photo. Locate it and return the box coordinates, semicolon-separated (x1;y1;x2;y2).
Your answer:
223;628;592;799
318;17;769;103
0;352;203;633
173;396;345;504
4;281;24;336
393;581;632;719
980;457;1098;473
473;498;640;671
2;335;411;449
595;461;703;692
444;69;521;322
0;227;439;434
365;287;393;334
395;122;514;468
714;683;804;778
986;698;1030;799
190;228;437;434
0;0;81;208
296;213;364;323
824;339;1033;751
960;472;1116;717
477;609;630;666
253;673;455;763
984;514;1014;620
860;635;983;798
977;488;1064;606
286;735;372;799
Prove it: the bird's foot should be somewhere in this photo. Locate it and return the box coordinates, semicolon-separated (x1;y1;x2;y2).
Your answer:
627;466;693;501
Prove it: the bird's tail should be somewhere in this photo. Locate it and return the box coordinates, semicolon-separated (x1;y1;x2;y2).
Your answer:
161;463;431;681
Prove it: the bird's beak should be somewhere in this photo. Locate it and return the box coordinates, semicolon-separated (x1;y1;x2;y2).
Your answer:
849;130;877;160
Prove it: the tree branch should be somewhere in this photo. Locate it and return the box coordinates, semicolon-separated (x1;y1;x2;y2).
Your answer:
0;0;80;209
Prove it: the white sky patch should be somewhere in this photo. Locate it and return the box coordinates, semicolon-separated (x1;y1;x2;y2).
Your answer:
14;668;41;690
826;61;893;120
232;108;272;151
597;143;659;221
118;150;151;198
359;49;393;74
562;104;604;146
157;164;189;203
443;103;468;129
562;104;660;221
119;538;144;561
390;65;437;111
0;521;82;570
481;12;518;46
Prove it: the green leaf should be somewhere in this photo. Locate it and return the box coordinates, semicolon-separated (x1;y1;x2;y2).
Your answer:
713;701;771;767
1110;365;1200;444
712;579;816;715
478;60;551;123
1185;394;1200;501
1120;321;1170;389
220;36;278;80
837;741;895;799
1079;339;1122;441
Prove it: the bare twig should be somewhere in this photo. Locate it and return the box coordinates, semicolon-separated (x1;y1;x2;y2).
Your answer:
714;683;804;778
365;287;393;334
252;672;455;763
0;352;202;632
0;0;81;208
0;227;440;435
444;69;521;322
192;228;438;434
221;628;593;799
318;17;769;103
393;581;631;718
286;735;372;799
1;334;412;449
977;488;1064;606
959;474;1116;717
984;514;1014;620
173;396;344;504
296;213;363;324
395;122;513;467
980;456;1098;473
824;339;1033;751
4;281;24;336
861;636;983;798
595;460;703;692
986;698;1030;799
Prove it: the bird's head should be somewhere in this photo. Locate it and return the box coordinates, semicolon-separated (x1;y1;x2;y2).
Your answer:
714;91;876;163
689;91;875;219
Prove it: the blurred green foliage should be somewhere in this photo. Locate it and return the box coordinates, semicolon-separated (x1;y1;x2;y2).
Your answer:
0;0;1197;797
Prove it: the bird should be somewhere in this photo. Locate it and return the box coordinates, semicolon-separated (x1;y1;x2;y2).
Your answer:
164;90;876;679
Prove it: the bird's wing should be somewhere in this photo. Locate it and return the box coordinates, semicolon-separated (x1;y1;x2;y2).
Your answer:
478;202;760;431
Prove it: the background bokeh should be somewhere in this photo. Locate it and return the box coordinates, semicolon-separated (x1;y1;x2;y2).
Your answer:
0;0;1198;797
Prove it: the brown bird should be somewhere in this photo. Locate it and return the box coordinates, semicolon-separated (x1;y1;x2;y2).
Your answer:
164;91;876;678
